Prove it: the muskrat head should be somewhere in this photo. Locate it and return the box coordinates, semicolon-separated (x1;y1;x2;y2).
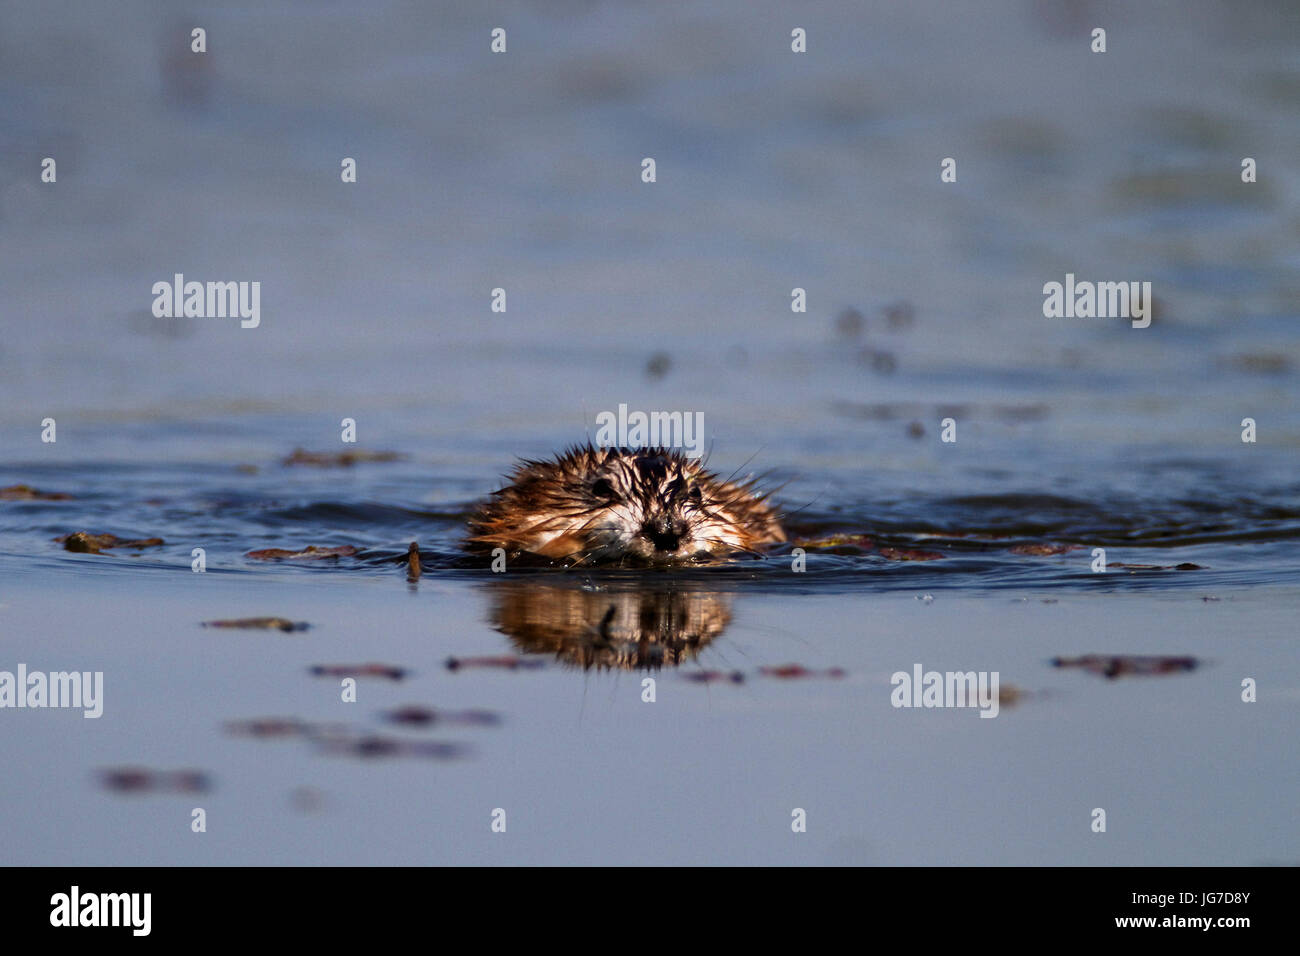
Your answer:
467;445;785;566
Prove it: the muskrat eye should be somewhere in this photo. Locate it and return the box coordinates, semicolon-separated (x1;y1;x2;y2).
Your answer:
591;478;618;501
688;485;703;504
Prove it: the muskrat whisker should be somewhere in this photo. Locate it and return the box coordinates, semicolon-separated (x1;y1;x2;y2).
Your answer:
710;447;766;490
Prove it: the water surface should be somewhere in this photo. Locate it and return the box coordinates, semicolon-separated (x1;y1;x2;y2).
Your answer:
1;0;1298;865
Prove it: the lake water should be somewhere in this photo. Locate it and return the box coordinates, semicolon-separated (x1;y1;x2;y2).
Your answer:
1;0;1298;865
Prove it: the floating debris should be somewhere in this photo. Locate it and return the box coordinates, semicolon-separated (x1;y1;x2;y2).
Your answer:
682;670;746;684
98;767;211;794
314;734;469;760
859;348;897;374
1010;543;1079;556
281;448;403;467
226;715;473;762
406;541;422;581
831;400;1046;424
246;545;359;561
1107;562;1204;571
882;300;916;330
759;664;847;680
913;530;1017;542
203;617;311;633
159;22;214;111
309;663;408;681
1220;352;1291;375
797;534;874;551
1051;655;1200;679
445;655;546;672
834;307;865;339
2;484;72;501
58;532;164;553
222;717;347;739
997;684;1027;708
645;351;672;380
289;786;326;813
878;547;944;562
380;705;502;728
993;404;1050;423
223;717;310;738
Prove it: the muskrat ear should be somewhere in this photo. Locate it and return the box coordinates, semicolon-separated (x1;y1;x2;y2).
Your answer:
591;478;618;500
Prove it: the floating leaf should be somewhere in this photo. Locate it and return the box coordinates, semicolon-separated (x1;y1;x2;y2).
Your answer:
2;484;72;500
759;664;846;680
797;534;874;551
203;617;310;632
58;532;164;553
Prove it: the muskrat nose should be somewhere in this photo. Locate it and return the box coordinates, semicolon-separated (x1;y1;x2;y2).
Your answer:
643;516;685;553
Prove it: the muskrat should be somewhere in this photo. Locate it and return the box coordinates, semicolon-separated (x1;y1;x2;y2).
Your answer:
467;445;786;566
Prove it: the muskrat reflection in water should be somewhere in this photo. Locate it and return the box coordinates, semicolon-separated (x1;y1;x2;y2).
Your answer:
485;582;733;670
467;446;785;566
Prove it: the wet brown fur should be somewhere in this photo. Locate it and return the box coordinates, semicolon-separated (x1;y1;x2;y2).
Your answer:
467;445;785;566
